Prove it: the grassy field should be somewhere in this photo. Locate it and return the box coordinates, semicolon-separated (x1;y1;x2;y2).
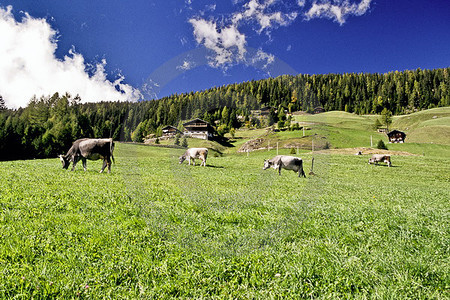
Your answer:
1;141;449;298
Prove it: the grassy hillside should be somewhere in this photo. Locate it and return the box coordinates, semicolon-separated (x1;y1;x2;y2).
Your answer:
0;143;448;298
289;108;450;149
147;108;450;157
391;107;450;129
391;107;450;144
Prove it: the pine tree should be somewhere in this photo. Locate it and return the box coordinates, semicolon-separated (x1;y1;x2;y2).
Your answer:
381;108;392;131
181;136;188;148
377;140;388;150
373;118;382;130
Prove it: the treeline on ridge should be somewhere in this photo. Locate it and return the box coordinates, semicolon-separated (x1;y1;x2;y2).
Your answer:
0;67;449;160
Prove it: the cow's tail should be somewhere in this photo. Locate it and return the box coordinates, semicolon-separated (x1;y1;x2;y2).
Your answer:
110;138;115;163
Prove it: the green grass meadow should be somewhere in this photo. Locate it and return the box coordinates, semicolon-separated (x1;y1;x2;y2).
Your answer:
1;141;449;298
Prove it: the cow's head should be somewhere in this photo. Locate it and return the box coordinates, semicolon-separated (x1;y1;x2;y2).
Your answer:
368;158;375;164
59;155;70;169
179;155;186;164
263;159;272;170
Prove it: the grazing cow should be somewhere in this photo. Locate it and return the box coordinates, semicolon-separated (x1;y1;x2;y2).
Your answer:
368;154;391;167
263;155;306;177
179;148;208;166
60;138;115;173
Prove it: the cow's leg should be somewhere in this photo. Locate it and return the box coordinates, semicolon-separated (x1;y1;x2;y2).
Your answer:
82;158;87;171
71;156;79;171
278;165;282;175
188;157;191;165
299;167;306;178
106;157;112;173
100;159;107;173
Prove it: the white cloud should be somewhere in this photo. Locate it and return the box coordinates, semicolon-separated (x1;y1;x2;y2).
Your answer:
177;60;195;71
199;4;217;15
232;0;298;34
180;37;188;46
0;6;141;109
305;0;372;25
188;0;373;69
189;0;299;68
252;49;275;69
189;18;246;67
297;0;306;7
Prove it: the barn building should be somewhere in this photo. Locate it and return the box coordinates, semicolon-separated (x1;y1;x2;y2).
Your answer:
250;106;272;118
387;130;406;143
161;125;181;137
314;107;325;114
183;118;215;140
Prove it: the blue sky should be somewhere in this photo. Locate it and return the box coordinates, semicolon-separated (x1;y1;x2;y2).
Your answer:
0;0;449;108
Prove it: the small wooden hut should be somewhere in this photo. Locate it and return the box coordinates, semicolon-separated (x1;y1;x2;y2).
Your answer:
387;130;406;143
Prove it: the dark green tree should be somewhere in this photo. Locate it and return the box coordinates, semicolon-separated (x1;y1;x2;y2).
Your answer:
377;140;388;150
181;136;188;148
381;108;393;131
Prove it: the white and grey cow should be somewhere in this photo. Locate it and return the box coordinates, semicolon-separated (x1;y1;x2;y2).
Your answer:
368;154;392;167
179;148;208;167
60;138;115;173
263;155;306;177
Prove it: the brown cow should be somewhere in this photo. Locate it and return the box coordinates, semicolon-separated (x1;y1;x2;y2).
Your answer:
368;154;391;167
179;148;208;167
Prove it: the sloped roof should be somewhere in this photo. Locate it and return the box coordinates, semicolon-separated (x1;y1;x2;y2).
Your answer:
162;125;179;131
387;129;406;136
183;118;210;126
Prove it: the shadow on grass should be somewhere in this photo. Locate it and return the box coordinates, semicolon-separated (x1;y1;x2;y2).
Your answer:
180;164;224;169
206;165;224;169
213;136;235;148
370;164;400;168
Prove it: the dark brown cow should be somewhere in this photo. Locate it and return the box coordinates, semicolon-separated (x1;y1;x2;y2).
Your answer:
60;138;115;173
